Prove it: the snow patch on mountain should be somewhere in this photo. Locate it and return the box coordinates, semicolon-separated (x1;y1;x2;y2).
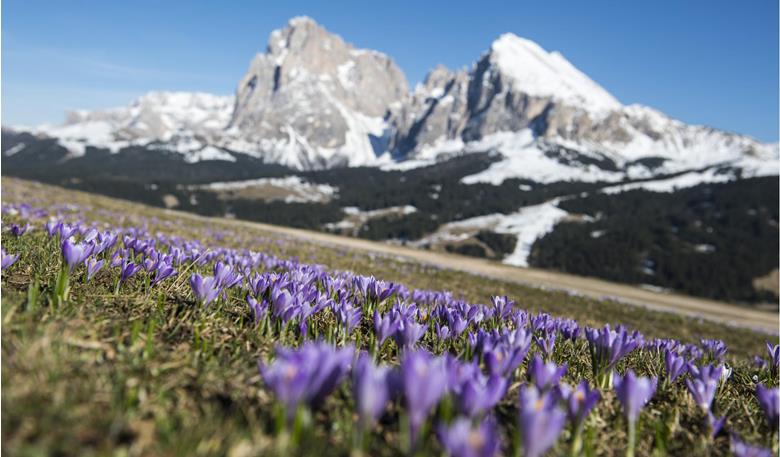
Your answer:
183;146;236;163
3;142;27;156
411;198;568;267
409;199;569;267
459;130;626;184
602;169;732;194
194;176;337;203
324;205;417;234
498;200;569;267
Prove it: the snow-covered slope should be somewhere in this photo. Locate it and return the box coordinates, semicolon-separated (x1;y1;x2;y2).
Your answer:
410;198;569;267
489;34;621;113
30;91;234;158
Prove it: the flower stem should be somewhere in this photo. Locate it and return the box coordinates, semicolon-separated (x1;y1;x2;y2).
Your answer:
626;420;636;457
53;263;70;306
570;428;584;456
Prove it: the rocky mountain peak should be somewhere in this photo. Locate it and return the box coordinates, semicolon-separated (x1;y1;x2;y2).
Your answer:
225;17;408;169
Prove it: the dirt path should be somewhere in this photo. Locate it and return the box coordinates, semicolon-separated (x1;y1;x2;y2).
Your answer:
170;210;779;333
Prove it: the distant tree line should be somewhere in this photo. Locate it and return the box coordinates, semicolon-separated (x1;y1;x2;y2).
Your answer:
530;177;779;303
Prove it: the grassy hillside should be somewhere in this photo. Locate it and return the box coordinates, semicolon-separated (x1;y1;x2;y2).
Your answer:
2;177;777;456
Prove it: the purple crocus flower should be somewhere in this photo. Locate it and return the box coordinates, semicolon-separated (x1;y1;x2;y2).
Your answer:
700;339;727;361
269;286;295;321
518;385;566;457
58;223;79;240
150;263;176;287
484;343;530;377
766;342;779;373
85;258;105;282
374;310;400;345
614;370;656;457
334;300;362;335
9;223;30;237
756;383;779;431
527;355;567;391
143;256;160;272
730;435;772;457
110;250;124;268
259;342;354;421
352;352;390;426
394;319;427;349
213;261;241;289
189;274;221;307
401;350;449;444
561;381;601;430
61;239;93;271
45;220;61;238
534;331;556;360
688;364;724;385
530;313;554;334
437;417;500;457
246;295;269;321
685;377;718;413
117;259;143;289
1;249;20;270
456;373;507;417
363;277;397;303
614;370;657;424
585;324;643;387
436;322;451;340
685;364;723;412
664;349;688;385
490;295;514;321
446;311;469;337
558;319;581;341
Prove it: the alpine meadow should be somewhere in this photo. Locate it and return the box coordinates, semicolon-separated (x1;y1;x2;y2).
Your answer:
2;4;779;457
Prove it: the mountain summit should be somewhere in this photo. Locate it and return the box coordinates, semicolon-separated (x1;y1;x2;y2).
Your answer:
488;33;621;111
225;16;408;169
16;17;778;180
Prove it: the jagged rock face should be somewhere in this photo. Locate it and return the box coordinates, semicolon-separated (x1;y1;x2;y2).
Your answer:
227;17;408;169
392;37;615;157
461;55;558;142
389;65;470;156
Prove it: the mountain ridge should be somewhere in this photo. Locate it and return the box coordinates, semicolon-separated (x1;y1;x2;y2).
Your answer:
9;16;778;180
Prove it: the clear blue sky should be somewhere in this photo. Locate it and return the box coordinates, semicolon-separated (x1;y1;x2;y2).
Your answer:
3;0;778;141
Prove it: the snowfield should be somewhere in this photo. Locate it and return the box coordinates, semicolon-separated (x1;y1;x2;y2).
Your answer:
412;199;569;267
193;176;338;203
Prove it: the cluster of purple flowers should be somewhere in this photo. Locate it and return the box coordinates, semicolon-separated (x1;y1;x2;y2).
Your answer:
585;324;643;388
2;197;778;456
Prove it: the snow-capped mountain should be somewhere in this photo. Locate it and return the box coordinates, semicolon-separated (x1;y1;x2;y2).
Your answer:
392;33;778;182
30;91;235;161
13;16;778;180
